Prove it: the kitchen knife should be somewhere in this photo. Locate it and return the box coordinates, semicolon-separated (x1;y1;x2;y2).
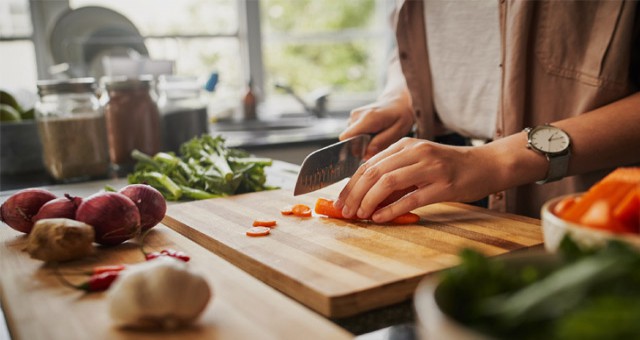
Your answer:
294;134;371;196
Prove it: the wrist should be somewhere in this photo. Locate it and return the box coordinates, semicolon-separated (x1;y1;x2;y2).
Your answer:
480;132;550;190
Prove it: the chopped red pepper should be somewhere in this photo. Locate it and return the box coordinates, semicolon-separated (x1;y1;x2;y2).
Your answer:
145;249;191;262
56;269;121;293
91;264;126;275
77;271;120;292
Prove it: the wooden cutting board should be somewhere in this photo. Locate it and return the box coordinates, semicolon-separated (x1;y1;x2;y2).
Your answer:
0;225;351;340
163;186;543;318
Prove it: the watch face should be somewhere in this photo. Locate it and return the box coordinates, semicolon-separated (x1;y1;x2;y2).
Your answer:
529;126;570;154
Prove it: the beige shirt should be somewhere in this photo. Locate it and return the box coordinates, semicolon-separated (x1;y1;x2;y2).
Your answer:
424;0;500;140
391;0;639;217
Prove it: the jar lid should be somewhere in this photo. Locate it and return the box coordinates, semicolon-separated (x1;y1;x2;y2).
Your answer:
37;78;96;96
101;75;154;91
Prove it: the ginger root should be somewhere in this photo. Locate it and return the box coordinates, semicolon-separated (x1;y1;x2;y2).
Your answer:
26;218;94;262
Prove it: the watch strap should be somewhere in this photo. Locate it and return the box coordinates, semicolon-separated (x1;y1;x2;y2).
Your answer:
536;149;571;184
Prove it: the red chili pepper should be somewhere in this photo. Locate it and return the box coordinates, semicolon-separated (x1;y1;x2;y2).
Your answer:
91;264;126;275
160;249;191;262
77;271;120;292
145;251;162;261
145;249;190;262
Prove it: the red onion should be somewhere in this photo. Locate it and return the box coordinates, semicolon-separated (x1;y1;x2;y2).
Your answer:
119;184;167;231
32;194;83;222
0;188;57;233
75;192;141;246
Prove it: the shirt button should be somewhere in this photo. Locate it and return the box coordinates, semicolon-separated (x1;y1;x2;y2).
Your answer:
415;109;421;117
495;128;502;137
399;51;409;60
494;192;504;200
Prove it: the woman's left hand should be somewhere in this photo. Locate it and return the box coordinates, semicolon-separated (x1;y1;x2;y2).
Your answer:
333;137;501;223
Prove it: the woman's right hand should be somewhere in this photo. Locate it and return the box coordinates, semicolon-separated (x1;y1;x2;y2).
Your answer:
340;94;414;160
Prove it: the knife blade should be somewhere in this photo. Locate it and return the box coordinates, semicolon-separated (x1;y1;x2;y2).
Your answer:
294;134;371;196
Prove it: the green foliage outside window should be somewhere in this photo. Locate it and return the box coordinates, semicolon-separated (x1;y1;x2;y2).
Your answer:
262;0;380;95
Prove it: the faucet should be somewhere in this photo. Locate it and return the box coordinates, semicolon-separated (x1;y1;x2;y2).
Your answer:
274;83;330;118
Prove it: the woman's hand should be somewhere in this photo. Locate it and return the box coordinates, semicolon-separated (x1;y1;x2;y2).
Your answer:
334;137;502;223
340;95;414;160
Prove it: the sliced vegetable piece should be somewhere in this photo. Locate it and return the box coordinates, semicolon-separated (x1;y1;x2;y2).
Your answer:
291;204;312;217
553;196;579;216
612;187;640;233
314;198;345;219
253;219;277;227
560;181;635;223
246;226;271;237
280;207;294;216
579;199;636;234
558;167;640;234
314;197;420;224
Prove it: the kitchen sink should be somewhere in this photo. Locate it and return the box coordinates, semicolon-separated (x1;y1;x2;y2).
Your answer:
212;119;310;132
209;116;347;148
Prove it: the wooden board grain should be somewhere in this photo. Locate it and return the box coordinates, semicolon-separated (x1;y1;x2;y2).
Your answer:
0;225;352;340
163;186;544;318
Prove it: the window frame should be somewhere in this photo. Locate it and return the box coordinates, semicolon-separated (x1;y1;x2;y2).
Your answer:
5;0;393;110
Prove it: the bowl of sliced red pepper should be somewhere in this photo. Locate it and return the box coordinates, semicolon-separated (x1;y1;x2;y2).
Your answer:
542;167;640;253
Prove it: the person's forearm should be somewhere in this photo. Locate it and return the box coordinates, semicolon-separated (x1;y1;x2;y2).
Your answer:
482;92;640;191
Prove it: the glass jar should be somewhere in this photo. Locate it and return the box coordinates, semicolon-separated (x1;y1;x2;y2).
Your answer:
157;75;209;153
35;78;110;181
101;75;161;170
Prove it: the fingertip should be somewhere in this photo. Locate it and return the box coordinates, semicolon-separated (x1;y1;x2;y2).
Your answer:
356;208;367;220
333;198;344;210
371;211;390;224
338;131;349;141
371;212;385;223
342;206;352;218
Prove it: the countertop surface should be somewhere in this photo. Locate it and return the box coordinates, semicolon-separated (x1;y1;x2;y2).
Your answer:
0;116;347;192
0;157;544;340
0;160;423;340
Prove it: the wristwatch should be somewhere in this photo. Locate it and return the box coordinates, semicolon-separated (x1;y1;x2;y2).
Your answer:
524;124;571;184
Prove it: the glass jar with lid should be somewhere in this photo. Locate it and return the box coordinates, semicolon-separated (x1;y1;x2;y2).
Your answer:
157;75;208;153
35;77;110;181
101;75;161;171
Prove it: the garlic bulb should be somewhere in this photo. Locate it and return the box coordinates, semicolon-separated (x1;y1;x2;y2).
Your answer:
107;256;212;329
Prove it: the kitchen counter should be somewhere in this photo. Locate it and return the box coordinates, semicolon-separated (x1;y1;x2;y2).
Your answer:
0;159;545;340
0;116;346;192
0;160;418;340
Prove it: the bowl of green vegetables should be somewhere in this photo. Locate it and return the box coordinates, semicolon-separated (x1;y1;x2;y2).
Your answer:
414;236;640;339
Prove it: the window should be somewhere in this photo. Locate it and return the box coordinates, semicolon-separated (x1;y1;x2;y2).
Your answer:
262;0;392;113
1;0;393;118
0;0;37;91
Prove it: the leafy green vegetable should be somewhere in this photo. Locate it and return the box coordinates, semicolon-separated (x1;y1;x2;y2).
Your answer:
436;236;640;339
128;135;277;201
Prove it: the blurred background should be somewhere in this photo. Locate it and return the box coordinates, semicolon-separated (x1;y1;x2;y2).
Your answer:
0;0;395;118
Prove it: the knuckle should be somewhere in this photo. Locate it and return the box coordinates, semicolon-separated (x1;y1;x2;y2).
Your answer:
412;140;433;154
361;164;380;181
354;162;369;177
402;193;422;209
379;173;398;191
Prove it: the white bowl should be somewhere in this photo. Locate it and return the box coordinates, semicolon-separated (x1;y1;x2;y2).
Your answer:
541;194;640;253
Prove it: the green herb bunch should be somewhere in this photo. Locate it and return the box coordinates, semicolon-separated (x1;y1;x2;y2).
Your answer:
128;135;277;201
